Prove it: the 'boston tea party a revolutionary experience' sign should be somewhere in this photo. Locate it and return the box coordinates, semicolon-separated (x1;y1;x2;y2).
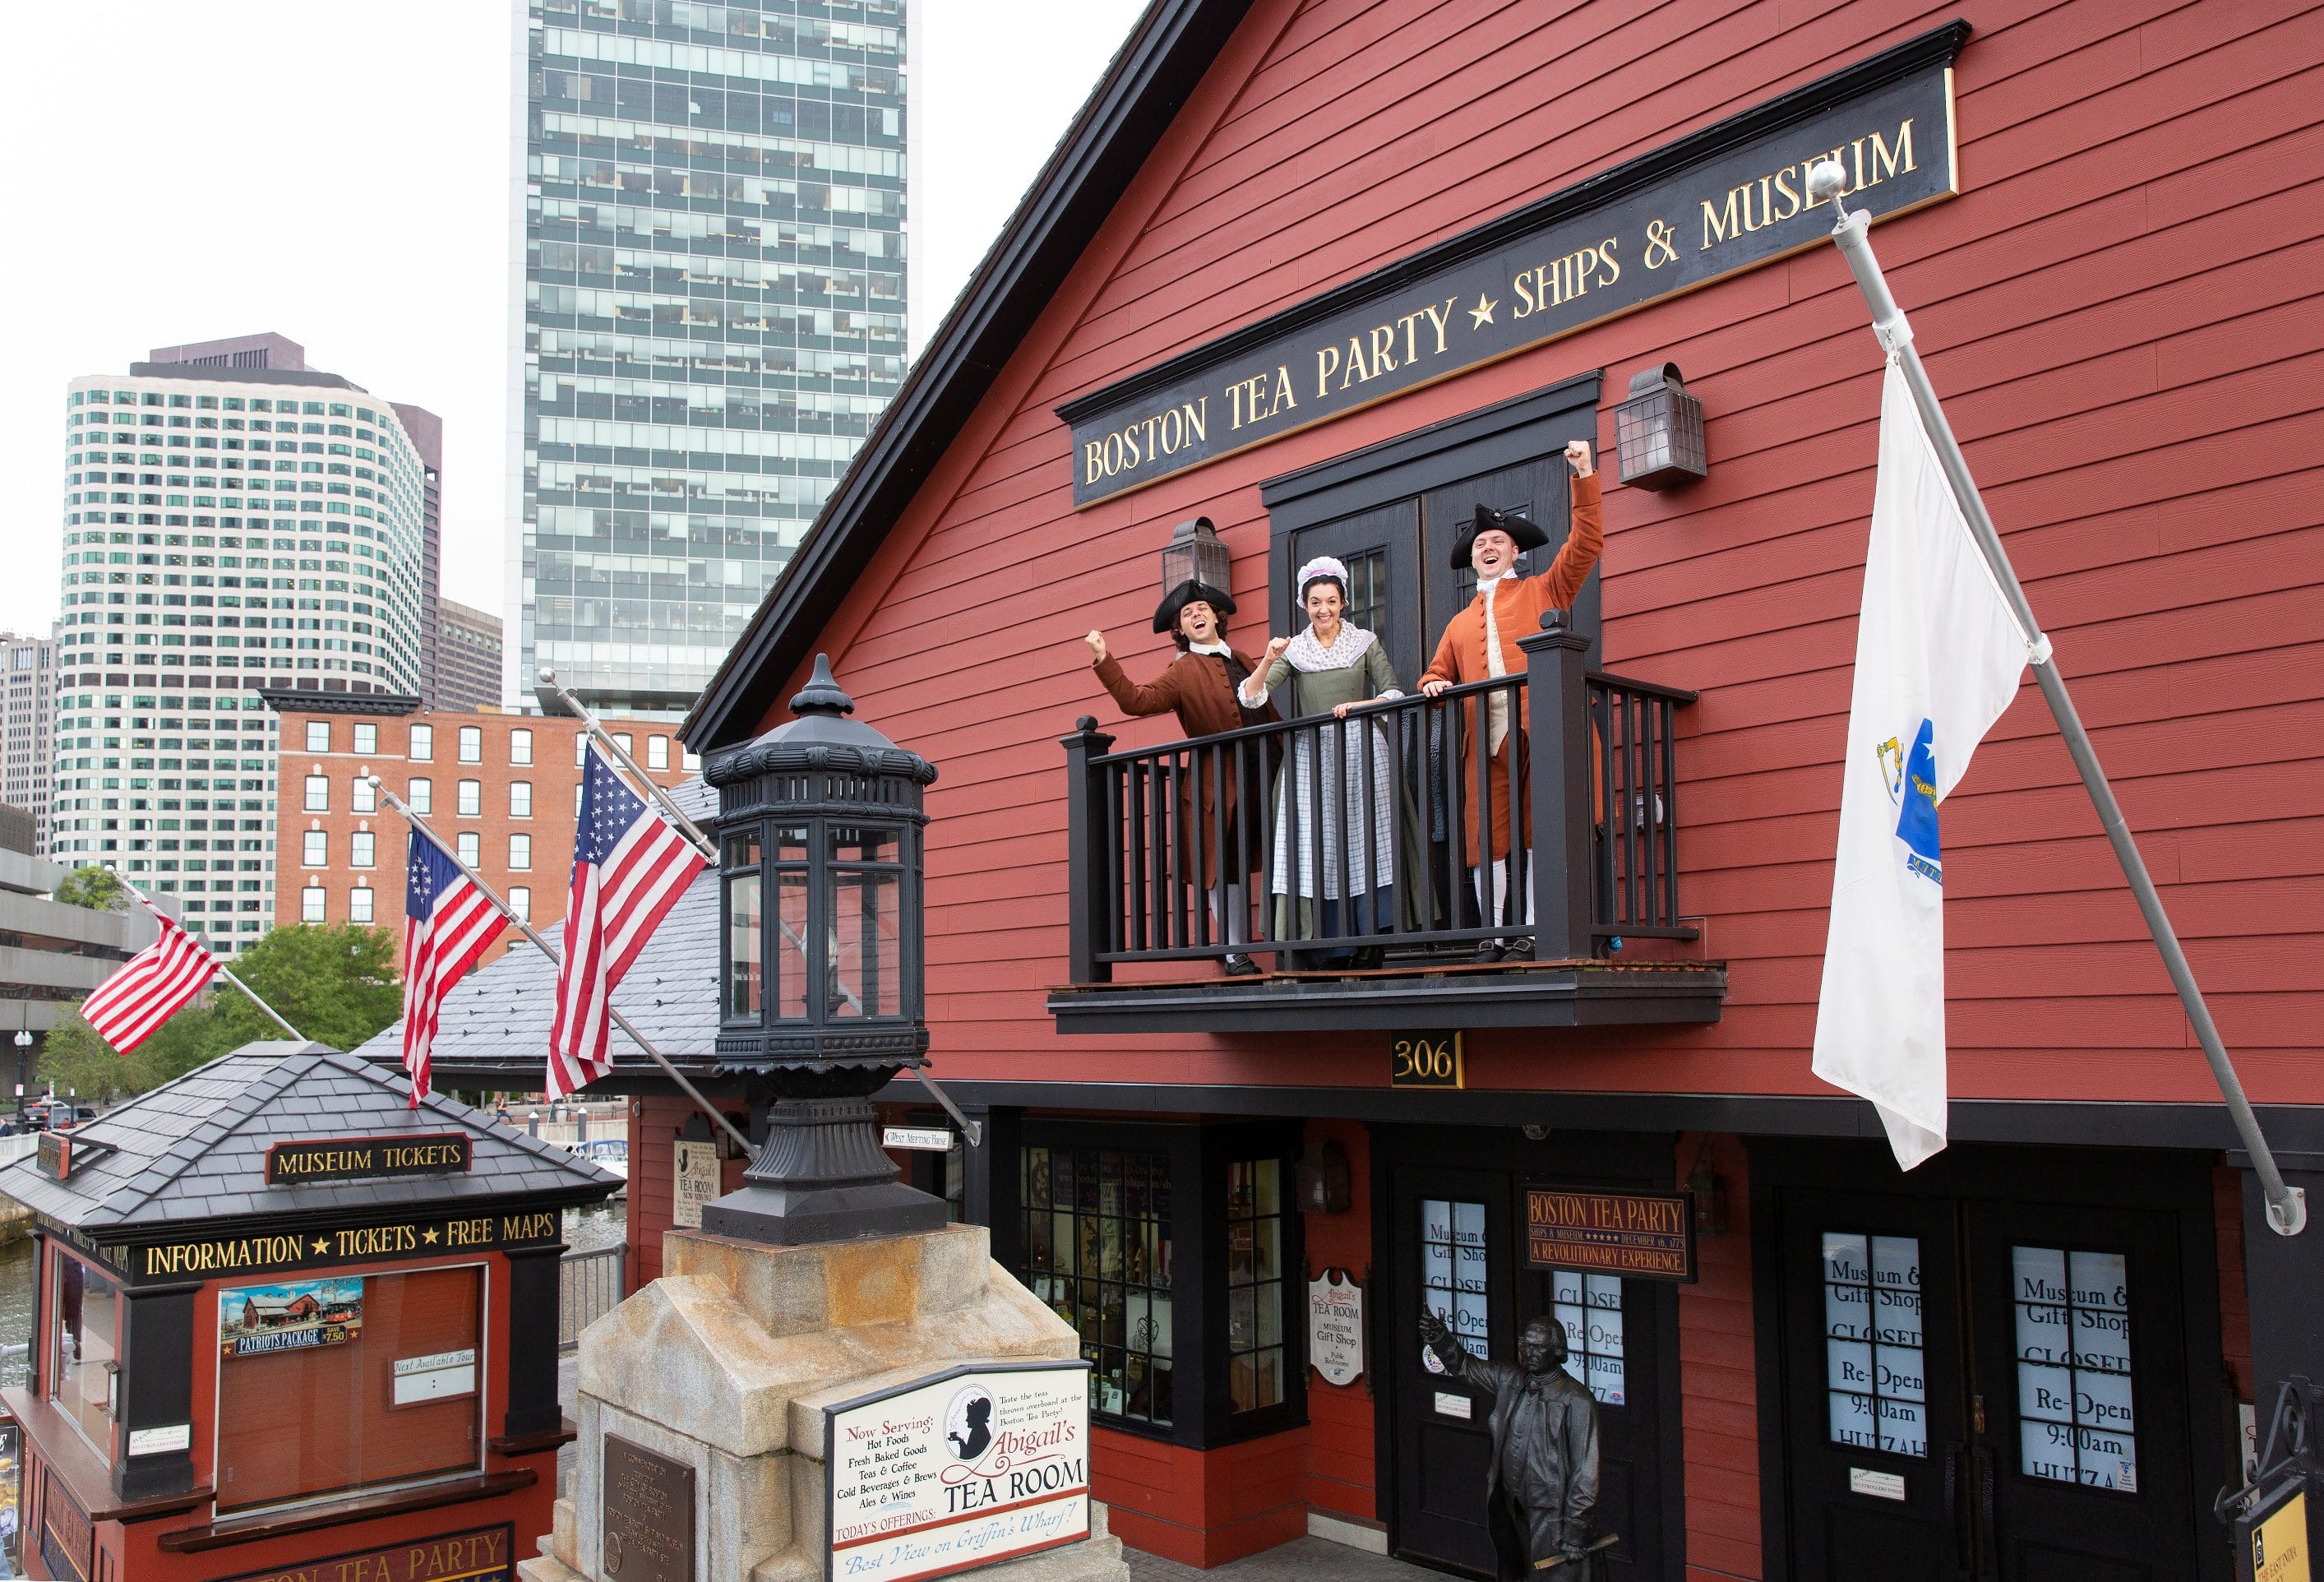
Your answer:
1059;26;1963;506
825;1360;1092;1582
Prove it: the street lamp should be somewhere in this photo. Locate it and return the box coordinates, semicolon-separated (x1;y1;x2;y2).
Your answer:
705;654;945;1244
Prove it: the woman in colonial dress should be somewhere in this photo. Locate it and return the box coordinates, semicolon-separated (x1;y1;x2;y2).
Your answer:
1237;557;1425;967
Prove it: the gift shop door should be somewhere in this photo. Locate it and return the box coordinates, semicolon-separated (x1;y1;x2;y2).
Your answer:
1763;1150;2221;1582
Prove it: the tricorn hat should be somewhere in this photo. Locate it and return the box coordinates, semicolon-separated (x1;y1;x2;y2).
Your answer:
1153;578;1236;634
1448;502;1550;569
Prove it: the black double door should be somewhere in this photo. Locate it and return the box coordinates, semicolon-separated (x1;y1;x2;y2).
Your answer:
1385;1153;1676;1580
1766;1155;2225;1582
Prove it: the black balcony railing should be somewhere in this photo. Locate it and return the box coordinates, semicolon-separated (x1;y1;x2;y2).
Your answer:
1062;614;1697;982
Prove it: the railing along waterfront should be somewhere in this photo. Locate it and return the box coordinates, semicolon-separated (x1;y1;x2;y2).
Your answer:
559;1243;627;1353
1062;613;1696;981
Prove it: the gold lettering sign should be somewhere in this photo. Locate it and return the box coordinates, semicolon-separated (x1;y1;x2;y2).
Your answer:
210;1523;515;1582
1060;31;1962;506
1523;1188;1697;1282
265;1132;472;1186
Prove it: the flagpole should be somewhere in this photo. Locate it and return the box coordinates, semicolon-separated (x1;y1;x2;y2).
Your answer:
119;882;306;1042
371;779;754;1157
534;668;987;1149
1809;161;2304;1236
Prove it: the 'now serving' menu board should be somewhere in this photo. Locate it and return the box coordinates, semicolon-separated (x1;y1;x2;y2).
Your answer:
825;1361;1092;1582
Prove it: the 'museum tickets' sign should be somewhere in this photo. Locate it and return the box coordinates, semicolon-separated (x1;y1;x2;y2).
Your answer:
213;1524;515;1582
825;1360;1092;1582
1060;31;1962;505
1525;1188;1696;1282
265;1131;472;1186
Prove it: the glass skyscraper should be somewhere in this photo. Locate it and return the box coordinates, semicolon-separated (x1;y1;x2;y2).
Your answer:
515;0;909;713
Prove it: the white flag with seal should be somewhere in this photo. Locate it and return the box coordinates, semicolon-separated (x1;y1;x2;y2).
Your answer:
1813;358;2035;1169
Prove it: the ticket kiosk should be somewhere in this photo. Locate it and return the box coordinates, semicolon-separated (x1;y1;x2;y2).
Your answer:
0;1040;620;1582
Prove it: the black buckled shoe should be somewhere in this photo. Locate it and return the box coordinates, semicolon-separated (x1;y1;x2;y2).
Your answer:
1474;940;1506;964
1501;937;1536;962
1223;953;1262;977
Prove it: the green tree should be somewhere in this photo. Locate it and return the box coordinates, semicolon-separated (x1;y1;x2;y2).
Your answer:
36;1001;219;1104
53;867;127;911
208;923;402;1055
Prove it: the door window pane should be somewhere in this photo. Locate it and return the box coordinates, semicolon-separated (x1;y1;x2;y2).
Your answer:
1226;1159;1283;1413
1823;1232;1926;1456
52;1251;120;1455
1019;1146;1172;1427
2013;1246;2136;1492
1552;1271;1625;1405
1421;1198;1489;1368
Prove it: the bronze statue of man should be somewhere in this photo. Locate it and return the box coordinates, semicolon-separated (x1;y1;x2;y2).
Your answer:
1420;1308;1604;1578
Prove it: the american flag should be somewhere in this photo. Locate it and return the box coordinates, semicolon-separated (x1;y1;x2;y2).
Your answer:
401;834;506;1107
548;748;706;1099
79;899;216;1053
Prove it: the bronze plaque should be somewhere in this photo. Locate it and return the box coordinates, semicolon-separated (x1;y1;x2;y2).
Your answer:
603;1434;695;1582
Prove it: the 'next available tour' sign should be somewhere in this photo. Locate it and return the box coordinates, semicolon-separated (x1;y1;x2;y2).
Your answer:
1060;34;1961;506
825;1361;1092;1582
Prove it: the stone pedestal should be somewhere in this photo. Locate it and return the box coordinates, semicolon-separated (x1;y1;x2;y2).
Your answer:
520;1223;1129;1582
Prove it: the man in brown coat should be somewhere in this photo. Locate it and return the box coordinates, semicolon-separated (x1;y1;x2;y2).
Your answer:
1087;581;1275;975
1421;439;1602;960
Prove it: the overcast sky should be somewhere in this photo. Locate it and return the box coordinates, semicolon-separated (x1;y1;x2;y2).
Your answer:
0;0;1146;640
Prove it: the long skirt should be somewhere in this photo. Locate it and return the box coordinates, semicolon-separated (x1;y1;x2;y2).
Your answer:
1266;715;1423;941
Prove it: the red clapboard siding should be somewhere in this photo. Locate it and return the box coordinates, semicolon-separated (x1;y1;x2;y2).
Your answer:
743;0;2324;1567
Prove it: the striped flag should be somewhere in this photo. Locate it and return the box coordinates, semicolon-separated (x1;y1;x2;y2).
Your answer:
401;834;506;1106
80;900;216;1053
547;747;706;1099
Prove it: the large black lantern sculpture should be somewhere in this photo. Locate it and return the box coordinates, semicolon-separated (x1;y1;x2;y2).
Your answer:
1158;514;1230;596
701;654;947;1245
1611;362;1708;490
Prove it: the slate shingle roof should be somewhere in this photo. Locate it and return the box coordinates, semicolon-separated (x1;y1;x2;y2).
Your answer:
349;778;721;1080
0;1041;621;1233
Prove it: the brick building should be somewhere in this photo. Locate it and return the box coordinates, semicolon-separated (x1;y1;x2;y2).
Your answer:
264;691;693;963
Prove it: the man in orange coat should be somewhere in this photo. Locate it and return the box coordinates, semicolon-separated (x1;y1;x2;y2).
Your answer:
1420;439;1601;960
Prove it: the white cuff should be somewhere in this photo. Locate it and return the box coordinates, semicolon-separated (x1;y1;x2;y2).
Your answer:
1238;678;1269;707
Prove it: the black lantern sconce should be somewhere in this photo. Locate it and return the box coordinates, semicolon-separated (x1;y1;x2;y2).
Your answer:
1612;363;1708;490
702;654;946;1245
1296;1140;1351;1214
1158;515;1230;595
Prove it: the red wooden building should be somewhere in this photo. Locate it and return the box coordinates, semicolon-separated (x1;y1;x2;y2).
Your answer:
407;2;2324;1578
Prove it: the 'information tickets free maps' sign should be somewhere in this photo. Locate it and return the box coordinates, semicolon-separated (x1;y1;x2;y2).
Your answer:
825;1361;1092;1582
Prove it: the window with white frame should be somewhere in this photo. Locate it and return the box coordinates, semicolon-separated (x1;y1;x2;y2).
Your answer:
302;830;326;867
409;777;432;815
409;723;432;761
509;886;530;921
508;833;531;871
648;735;669;770
301;885;325;923
350;830;375;869
349;886;373;924
353;723;377;755
305;721;330;752
351;776;376;813
456;831;479;867
458;726;481;763
303;775;328;812
510;728;532;766
457;779;481;817
509;780;532;818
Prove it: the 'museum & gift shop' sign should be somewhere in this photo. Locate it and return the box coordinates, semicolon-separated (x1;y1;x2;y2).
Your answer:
825;1360;1092;1582
1525;1187;1697;1282
1060;26;1965;505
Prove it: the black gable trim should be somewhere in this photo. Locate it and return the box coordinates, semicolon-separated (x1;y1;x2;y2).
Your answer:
681;0;1258;753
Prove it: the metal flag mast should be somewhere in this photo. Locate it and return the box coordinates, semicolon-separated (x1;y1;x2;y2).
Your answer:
370;777;755;1156
537;667;986;1147
119;881;306;1042
1808;160;2304;1235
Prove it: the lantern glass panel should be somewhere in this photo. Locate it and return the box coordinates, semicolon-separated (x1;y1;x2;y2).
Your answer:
774;867;810;1020
832;867;903;1018
724;830;760;868
834;823;901;864
728;871;761;1017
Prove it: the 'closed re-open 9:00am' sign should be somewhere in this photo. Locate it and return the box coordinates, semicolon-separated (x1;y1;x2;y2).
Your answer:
825;1360;1092;1582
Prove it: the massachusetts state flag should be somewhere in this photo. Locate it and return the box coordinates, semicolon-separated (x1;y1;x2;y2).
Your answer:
547;748;706;1099
401;835;505;1106
1813;358;2035;1170
80;898;215;1053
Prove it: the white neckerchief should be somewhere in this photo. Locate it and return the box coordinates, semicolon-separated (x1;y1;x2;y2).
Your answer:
1475;572;1513;752
1187;638;1231;658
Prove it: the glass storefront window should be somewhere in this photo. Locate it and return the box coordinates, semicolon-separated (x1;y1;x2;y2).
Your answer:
1022;1146;1172;1428
1421;1198;1489;1364
1552;1271;1625;1405
1225;1159;1283;1413
1822;1232;1927;1457
52;1251;120;1455
2013;1246;2136;1492
215;1265;483;1512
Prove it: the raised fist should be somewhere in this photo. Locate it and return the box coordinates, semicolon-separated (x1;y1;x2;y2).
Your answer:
1564;439;1594;477
1084;630;1108;662
1266;636;1291;662
1418;1307;1453;1348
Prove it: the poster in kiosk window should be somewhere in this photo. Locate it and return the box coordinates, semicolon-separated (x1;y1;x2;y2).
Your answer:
825;1359;1092;1582
219;1275;364;1358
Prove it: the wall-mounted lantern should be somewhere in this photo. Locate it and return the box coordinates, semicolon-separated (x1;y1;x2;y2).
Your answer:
705;654;945;1244
1612;363;1707;490
1158;515;1230;595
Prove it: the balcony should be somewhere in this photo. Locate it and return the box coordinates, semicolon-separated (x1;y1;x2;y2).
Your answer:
1048;616;1726;1034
